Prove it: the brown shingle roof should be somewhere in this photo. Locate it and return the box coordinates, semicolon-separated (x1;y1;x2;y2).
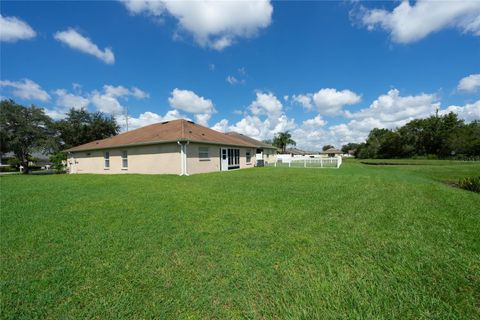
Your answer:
225;132;276;149
66;119;258;152
321;148;342;154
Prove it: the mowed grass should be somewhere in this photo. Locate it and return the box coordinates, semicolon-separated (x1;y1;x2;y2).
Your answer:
1;161;479;319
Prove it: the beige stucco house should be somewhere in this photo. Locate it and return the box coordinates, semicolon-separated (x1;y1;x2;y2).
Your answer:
65;119;277;175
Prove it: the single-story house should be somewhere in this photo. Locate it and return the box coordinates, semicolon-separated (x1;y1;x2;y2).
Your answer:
65;119;277;175
225;132;277;166
321;148;342;158
282;148;310;156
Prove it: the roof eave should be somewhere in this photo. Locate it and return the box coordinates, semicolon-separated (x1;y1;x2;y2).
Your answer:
64;138;258;152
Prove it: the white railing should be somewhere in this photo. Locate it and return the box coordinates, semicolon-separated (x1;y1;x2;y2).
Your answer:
269;155;342;168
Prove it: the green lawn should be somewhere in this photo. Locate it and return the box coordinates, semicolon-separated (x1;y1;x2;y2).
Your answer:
1;161;479;319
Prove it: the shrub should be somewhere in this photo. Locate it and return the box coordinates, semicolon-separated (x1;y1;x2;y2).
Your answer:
458;176;480;193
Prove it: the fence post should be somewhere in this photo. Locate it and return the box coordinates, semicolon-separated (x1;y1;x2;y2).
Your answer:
320;158;323;168
304;159;306;168
289;161;291;168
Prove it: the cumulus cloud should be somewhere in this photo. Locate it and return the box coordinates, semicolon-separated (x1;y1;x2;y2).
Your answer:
292;94;313;110
249;92;283;119
356;0;480;43
212;91;295;141
117;109;186;131
0;15;36;42
53;89;89;110
457;74;480;92
54;28;115;64
168;88;215;114
211;118;230;132
91;92;124;114
292;89;441;150
303;115;327;127
0;79;50;101
46;84;148;119
441;100;480;123
292;88;361;115
313;88;361;115
132;87;149;99
345;89;438;126
121;0;273;50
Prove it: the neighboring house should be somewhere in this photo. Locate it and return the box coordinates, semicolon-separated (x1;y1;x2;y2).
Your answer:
1;151;51;168
283;148;310;156
65;119;262;175
225;132;277;166
321;148;343;158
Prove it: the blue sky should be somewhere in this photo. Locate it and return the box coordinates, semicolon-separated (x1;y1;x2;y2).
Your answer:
1;0;479;149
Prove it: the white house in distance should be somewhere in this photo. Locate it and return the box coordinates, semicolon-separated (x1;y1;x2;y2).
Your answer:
65;119;277;175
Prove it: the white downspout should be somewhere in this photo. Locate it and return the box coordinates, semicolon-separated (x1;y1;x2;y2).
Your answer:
178;141;184;175
184;141;189;176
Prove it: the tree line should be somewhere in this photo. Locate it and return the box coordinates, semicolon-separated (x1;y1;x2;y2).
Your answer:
341;112;480;159
0;100;119;173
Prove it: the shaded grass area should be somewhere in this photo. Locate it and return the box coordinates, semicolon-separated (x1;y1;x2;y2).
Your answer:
1;162;479;319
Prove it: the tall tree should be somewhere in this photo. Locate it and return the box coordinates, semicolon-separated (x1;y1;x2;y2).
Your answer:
55;108;119;150
0;100;57;173
273;131;296;153
322;144;335;151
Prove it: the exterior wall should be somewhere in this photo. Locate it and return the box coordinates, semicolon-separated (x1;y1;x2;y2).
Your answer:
186;143;255;175
68;142;258;175
68;143;181;175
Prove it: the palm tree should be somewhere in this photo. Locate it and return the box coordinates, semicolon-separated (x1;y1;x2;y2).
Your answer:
273;131;296;153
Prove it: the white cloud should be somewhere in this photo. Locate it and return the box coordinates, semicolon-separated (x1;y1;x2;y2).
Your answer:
0;79;50;101
249;92;283;119
0;15;36;42
212;91;295;141
103;85;130;97
168;88;215;114
54;28;115;64
313;88;361;115
346;89;438;126
292;94;313;110
91;91;124;114
53;89;89;110
121;0;273;50
194;113;212;126
292;89;441;150
303;115;327;127
48;84;149;118
357;0;480;43
457;74;480;92
117;109;186;131
226;75;239;85
226;75;245;85
211;118;230;132
44;108;69;121
209;63;215;71
441;100;480;123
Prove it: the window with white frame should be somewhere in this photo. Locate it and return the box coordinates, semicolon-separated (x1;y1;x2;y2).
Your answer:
199;147;209;160
121;150;128;168
246;150;252;163
104;151;110;168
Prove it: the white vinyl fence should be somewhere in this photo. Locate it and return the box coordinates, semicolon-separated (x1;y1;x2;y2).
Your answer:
267;155;342;168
